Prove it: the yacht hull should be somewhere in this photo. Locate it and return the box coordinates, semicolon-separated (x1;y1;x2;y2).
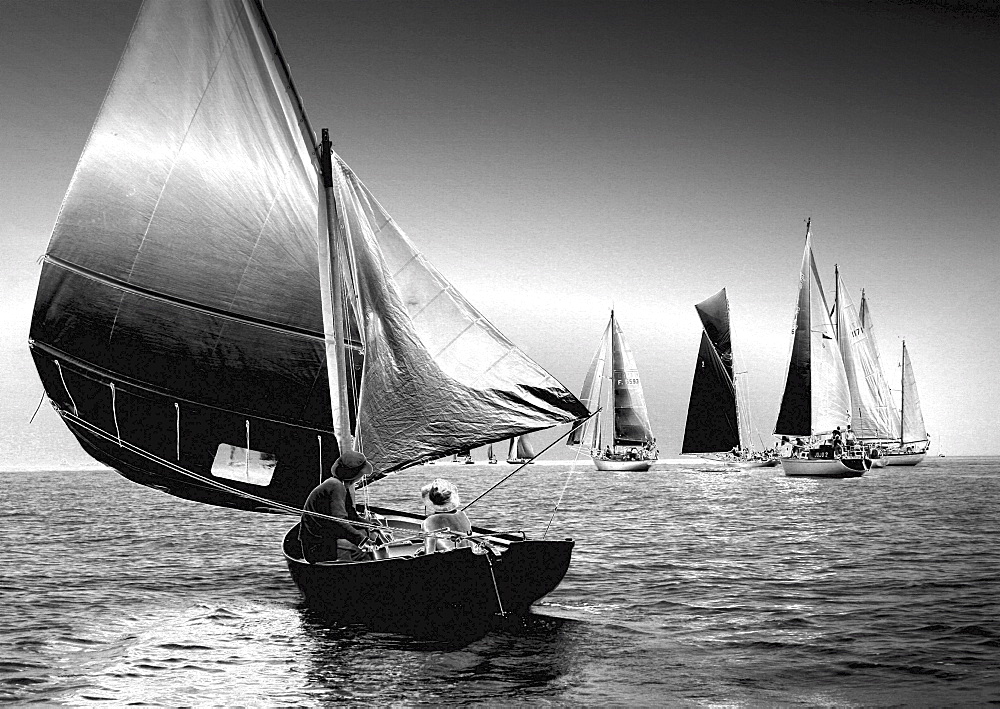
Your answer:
593;457;653;472
883;451;926;466
780;456;870;478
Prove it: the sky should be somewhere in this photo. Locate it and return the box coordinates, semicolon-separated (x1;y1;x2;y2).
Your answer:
2;0;999;466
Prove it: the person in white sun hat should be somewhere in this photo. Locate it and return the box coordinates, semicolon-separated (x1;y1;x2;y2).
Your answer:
420;478;472;554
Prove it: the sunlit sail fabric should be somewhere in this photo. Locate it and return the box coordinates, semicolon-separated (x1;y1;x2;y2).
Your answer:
835;274;897;440
775;232;852;437
900;343;927;445
567;322;611;449
333;165;587;480
610;314;654;446
681;289;739;454
859;291;901;439
29;0;586;509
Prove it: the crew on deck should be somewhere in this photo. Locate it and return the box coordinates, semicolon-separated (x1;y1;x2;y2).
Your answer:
299;451;378;563
421;478;472;554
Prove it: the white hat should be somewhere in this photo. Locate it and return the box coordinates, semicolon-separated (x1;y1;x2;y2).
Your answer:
424;478;460;513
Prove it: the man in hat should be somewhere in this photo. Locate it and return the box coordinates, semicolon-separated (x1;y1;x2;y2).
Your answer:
299;450;377;563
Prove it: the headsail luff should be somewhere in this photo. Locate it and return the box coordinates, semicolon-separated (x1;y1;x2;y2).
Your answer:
332;163;587;482
858;289;901;439
834;271;897;440
29;0;586;510
681;289;740;454
900;342;927;445
610;312;655;447
567;321;611;448
774;225;852;437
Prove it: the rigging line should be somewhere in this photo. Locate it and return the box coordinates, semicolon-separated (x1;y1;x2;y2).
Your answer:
484;553;507;618
54;360;78;416
543;436;588;539
28;391;46;425
58;408;520;543
110;382;121;447
175;403;180;461
462;410;599;512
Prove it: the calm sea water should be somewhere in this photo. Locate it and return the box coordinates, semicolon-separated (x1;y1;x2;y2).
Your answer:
2;457;998;705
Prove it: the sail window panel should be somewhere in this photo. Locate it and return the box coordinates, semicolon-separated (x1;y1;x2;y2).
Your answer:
211;445;277;487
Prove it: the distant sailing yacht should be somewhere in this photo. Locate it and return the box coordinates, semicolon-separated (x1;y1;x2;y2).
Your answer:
487;444;498;464
506;434;536;464
883;341;929;466
774;221;870;478
831;272;900;468
568;310;657;471
680;288;778;468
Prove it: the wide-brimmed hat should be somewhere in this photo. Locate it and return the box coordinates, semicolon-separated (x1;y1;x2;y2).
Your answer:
424;478;460;513
332;450;372;482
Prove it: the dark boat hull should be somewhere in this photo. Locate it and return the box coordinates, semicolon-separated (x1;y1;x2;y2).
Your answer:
283;523;574;639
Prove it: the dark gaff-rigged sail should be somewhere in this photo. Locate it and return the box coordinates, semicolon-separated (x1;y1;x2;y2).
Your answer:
900;342;927;446
512;434;536;459
610;312;654;447
774;225;851;437
29;0;586;512
681;289;739;454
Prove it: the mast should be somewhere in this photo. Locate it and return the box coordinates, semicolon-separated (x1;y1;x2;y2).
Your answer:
833;263;840;339
320;128;353;453
900;339;905;446
609;308;615;449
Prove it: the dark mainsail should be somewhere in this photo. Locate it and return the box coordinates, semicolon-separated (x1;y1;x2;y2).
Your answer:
681;289;740;454
610;312;654;446
774;232;815;436
29;0;586;513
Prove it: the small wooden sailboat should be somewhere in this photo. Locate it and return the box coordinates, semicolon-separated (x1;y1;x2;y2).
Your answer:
28;0;589;639
883;341;929;466
680;288;778;468
773;221;870;478
568;310;658;471
506;434;536;464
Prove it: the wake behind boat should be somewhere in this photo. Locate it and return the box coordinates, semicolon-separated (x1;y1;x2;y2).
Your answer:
568;310;658;471
28;0;589;640
773;221;871;478
680;288;778;469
